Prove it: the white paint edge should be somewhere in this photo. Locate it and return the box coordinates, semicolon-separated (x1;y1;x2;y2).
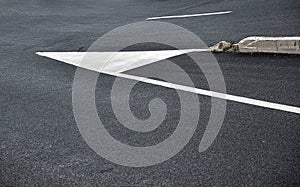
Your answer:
240;36;300;42
146;11;232;20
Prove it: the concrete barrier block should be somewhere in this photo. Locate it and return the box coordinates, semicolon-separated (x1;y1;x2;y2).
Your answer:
237;37;300;54
210;36;300;55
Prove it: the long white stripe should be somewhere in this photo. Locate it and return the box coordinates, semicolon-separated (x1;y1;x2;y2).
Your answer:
146;11;232;20
103;71;300;114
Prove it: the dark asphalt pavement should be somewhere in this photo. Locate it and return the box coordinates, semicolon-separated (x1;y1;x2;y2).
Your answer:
1;0;300;186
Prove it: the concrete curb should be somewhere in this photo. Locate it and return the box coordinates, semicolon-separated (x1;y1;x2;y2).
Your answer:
210;36;300;55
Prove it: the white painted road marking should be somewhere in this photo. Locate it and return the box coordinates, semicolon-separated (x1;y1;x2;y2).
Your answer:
36;49;208;73
37;51;300;114
146;11;232;20
108;72;300;114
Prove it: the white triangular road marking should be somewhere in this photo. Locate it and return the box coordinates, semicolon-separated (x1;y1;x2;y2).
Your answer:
36;49;208;73
36;50;300;114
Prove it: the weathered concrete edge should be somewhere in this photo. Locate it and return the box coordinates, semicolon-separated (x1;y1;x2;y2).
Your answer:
210;36;300;55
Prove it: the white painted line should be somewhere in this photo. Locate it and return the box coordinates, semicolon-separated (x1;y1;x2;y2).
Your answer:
37;51;300;114
105;71;300;114
146;11;232;20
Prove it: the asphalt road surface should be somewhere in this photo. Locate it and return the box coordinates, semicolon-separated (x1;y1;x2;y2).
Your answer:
1;0;300;186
